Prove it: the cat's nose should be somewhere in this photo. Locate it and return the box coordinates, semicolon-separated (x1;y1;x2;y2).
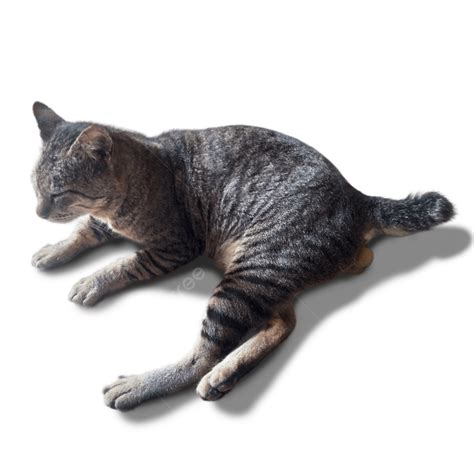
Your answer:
36;200;51;219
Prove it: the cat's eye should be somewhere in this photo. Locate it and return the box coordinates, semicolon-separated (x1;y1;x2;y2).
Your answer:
51;190;104;201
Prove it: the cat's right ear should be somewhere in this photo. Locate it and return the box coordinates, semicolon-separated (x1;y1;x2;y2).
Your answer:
32;102;65;142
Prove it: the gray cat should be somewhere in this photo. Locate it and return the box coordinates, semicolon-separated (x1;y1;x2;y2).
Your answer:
31;102;454;410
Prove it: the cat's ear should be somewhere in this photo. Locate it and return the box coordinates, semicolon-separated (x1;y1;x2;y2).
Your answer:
32;102;65;141
68;125;113;159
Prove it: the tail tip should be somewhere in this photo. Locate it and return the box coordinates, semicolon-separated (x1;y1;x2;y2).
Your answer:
417;191;455;225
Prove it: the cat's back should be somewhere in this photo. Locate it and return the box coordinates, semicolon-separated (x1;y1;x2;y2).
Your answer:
155;124;344;190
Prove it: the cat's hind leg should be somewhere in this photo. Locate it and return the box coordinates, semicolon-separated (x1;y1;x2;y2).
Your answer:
196;304;295;401
103;273;294;410
102;288;251;410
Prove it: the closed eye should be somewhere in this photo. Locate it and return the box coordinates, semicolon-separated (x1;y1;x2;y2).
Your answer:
51;190;106;200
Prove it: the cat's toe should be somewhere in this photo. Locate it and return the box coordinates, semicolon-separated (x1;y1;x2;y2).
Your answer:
103;375;146;411
69;277;103;306
196;367;237;401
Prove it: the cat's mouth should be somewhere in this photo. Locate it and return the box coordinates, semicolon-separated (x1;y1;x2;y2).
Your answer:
48;214;77;223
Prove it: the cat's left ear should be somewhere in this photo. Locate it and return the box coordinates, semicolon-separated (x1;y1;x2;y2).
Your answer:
68;125;113;159
32;102;65;141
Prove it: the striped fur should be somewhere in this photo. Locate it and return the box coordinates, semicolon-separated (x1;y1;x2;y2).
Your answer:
31;102;455;410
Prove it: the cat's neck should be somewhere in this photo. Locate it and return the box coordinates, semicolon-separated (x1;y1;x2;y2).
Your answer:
92;130;180;242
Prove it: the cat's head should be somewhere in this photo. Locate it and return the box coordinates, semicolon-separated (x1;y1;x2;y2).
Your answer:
31;102;120;222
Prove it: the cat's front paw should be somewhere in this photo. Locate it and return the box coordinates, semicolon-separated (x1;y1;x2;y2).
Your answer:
69;275;106;306
32;243;71;270
103;375;148;411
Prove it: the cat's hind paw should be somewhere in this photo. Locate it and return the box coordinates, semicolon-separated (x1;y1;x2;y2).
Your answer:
69;275;105;306
103;375;147;411
196;365;237;401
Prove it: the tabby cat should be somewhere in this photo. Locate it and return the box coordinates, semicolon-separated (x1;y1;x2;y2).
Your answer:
31;102;454;410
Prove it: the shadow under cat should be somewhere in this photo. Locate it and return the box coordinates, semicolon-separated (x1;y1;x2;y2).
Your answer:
33;225;471;420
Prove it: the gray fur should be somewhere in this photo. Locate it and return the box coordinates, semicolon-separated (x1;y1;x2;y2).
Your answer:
31;102;455;410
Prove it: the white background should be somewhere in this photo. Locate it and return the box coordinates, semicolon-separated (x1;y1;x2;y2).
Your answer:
1;1;472;473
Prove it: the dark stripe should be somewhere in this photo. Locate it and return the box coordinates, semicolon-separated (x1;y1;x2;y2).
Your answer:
207;307;248;334
240;240;290;261
143;250;168;273
227;263;292;276
200;328;222;346
244;212;290;239
154;253;186;265
222;174;245;219
124;270;139;281
235;274;288;291
90;223;105;241
217;287;268;318
137;258;159;277
89;217;115;241
218;274;290;299
219;276;236;287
